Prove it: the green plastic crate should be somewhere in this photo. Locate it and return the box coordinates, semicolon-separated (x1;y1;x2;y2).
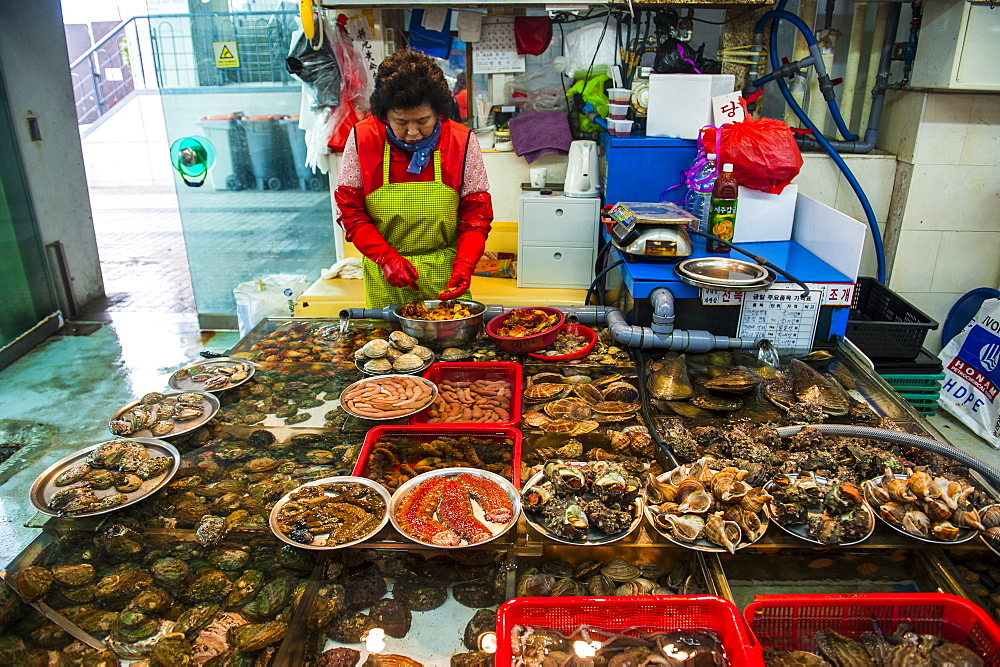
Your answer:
899;392;939;415
880;372;945;393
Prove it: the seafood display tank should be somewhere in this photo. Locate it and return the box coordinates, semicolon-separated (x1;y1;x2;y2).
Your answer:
2;316;998;666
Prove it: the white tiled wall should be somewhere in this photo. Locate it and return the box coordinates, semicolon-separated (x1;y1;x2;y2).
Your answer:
882;90;1000;352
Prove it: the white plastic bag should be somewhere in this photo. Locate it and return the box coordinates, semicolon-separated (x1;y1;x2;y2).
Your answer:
937;298;1000;447
233;274;310;338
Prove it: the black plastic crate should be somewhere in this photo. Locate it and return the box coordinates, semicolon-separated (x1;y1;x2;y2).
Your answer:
846;278;938;361
873;347;944;374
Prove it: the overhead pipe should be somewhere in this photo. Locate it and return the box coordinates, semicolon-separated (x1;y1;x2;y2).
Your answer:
861;3;891;133
839;2;868;133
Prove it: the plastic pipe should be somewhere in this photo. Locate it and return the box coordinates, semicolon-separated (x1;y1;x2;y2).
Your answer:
773;424;1000;491
605;308;755;352
862;4;891;132
839;3;868;133
649;287;675;334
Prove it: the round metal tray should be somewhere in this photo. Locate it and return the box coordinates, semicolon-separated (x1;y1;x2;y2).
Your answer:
978;503;1000;557
269;476;390;550
763;474;875;547
675;256;770;285
338;374;438;421
355;353;434;377
30;438;180;518
862;474;978;545
675;265;776;292
521;470;644;546
109;391;220;439
644;470;769;553
389;467;520;548
168;357;255;392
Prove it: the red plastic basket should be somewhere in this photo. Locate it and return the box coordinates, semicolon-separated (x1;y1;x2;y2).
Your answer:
525;323;598;361
744;593;1000;665
485;307;566;354
352;425;523;488
410;361;522;427
496;595;762;665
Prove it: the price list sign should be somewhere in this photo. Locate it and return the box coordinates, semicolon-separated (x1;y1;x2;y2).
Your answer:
737;284;825;353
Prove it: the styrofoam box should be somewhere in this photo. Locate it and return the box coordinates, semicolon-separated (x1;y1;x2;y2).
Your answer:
646;74;735;140
732;184;798;243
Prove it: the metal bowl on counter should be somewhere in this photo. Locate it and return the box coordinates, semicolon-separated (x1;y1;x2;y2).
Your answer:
393;299;486;348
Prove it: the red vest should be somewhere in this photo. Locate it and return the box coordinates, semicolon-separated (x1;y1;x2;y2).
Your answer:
353;116;473;196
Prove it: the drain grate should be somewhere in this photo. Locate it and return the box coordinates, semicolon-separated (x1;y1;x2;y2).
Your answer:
54;322;105;336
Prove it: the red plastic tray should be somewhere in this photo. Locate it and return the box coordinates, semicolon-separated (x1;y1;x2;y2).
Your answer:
410;361;522;427
525;323;598;361
745;593;1000;664
352;424;523;488
496;595;762;665
485;307;566;354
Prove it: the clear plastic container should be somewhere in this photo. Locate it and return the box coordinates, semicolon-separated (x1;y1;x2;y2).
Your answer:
608;103;630;120
608;87;632;103
608;119;634;137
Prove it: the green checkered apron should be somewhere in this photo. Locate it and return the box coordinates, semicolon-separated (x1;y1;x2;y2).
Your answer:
362;142;470;308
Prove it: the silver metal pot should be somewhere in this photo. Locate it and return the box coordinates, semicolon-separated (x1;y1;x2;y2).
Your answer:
393;300;485;348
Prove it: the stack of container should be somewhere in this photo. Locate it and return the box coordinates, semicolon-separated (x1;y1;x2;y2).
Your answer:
846;278;941;415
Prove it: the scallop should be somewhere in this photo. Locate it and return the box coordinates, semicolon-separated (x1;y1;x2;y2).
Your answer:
362;339;390;359
364;358;393;374
601;382;639;403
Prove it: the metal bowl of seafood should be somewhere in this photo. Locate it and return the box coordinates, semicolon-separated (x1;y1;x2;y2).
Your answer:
269;476;390;550
644;459;769;553
394;299;486;348
109;390;220;439
168;357;255;392
338;375;438;421
521;463;644;546
485;307;566;354
978;504;1000;556
763;474;875;547
29;438;180;518
861;471;980;545
389;467;521;548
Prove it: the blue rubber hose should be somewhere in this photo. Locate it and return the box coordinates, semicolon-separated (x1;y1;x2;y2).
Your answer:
756;10;858;142
765;15;887;283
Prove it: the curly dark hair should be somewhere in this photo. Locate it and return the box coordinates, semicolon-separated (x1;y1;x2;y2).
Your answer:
370;49;455;120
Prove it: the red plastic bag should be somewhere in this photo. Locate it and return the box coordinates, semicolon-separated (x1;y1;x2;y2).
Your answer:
328;16;372;152
700;110;803;195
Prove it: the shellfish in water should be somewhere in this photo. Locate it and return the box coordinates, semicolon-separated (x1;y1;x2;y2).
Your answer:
647;354;693;400
790;359;849;415
703;367;762;394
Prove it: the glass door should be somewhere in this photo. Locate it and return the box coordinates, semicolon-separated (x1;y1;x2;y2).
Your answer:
0;66;59;364
151;4;335;328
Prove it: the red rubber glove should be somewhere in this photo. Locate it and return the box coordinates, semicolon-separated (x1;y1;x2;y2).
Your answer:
348;223;419;289
438;227;487;300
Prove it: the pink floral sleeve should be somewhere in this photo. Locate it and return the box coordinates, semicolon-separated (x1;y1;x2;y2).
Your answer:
336;128;362;189
461;135;490;197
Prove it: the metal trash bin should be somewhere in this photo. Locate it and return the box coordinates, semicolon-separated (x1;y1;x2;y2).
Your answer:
196;113;254;191
241;115;295;190
279;116;326;191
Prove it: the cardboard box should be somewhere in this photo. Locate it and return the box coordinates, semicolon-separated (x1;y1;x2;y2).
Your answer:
646;74;735;140
732;184;798;243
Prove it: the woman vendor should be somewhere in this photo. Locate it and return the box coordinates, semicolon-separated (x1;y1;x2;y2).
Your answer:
335;49;493;308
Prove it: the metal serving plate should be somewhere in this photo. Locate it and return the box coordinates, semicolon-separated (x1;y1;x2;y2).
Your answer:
862;474;978;545
355;353;435;377
338;374;438;421
763;474;876;547
521;470;644;546
675;256;770;285
389;467;521;548
109;390;220;439
29;438;180;518
168;357;256;392
675;264;776;292
269;476;391;550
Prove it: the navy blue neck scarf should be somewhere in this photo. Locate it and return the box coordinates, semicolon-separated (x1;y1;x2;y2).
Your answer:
385;118;442;174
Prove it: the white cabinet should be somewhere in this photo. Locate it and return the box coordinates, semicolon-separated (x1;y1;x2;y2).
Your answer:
517;191;600;289
910;0;1000;91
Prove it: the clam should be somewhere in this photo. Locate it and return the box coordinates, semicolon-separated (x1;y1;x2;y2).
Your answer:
544;397;592;421
601;558;640;582
410;345;434;362
388;331;417;351
647;354;693;400
385;347;402;361
601;381;640;403
550;578;584;596
517;573;555;597
362;339;390;358
703;367;762;394
572;560;603;580
613;581;646;596
392;353;424;372
587;573;616;596
529;372;565;385
440;347;470;361
364;358;393;374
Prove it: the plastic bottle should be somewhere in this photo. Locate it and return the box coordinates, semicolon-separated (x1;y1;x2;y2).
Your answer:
706;163;739;253
684;153;717;233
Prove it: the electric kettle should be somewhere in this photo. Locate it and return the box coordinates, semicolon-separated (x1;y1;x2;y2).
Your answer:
564;140;599;198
